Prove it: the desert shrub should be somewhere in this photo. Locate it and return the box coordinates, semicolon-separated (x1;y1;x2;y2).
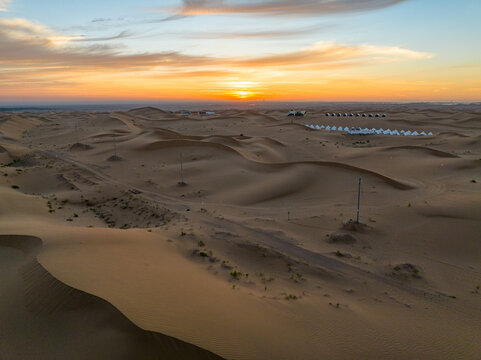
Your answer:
230;270;242;279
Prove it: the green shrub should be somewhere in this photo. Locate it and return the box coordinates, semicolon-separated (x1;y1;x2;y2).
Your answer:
230;270;242;279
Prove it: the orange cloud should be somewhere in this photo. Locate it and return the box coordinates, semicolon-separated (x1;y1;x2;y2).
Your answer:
172;0;406;16
5;18;477;102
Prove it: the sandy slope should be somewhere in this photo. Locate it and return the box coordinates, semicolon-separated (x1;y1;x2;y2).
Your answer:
0;104;480;359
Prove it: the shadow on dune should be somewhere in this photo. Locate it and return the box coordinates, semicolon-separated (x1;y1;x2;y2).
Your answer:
382;146;459;158
0;234;225;360
136;138;415;190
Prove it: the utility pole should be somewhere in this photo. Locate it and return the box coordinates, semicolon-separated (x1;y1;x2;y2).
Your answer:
356;177;362;224
75;120;78;143
179;153;185;185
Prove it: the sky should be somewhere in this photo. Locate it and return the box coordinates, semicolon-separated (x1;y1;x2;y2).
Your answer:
0;0;480;103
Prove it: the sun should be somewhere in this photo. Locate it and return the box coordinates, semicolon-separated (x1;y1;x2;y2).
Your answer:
223;80;261;100
231;90;255;99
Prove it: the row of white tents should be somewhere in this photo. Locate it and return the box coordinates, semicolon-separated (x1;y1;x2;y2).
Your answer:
326;113;387;118
305;124;433;136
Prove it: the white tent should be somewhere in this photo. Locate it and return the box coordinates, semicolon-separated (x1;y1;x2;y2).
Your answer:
404;130;412;136
371;128;377;132
320;125;325;129
332;126;337;131
400;130;405;134
392;130;400;136
344;126;350;131
315;125;321;130
420;131;426;136
412;131;419;136
288;110;306;116
326;126;331;131
376;129;383;134
338;127;344;132
384;130;392;135
428;132;433;136
379;128;384;132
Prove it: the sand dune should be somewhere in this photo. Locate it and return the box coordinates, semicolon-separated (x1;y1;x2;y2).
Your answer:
70;142;94;151
0;114;45;139
1;104;480;360
382;145;459;158
0;235;224;360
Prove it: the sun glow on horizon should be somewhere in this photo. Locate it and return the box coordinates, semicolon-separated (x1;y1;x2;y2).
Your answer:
223;81;261;99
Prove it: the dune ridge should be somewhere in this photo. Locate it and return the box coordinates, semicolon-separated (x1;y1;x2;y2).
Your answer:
0;234;225;360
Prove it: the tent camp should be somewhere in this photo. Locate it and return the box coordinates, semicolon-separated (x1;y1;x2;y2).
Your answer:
287;110;307;116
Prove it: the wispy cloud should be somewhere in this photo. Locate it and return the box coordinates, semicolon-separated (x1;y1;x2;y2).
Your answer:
0;17;434;100
234;42;433;69
0;0;10;12
164;0;406;17
0;18;431;72
0;18;211;69
74;30;134;42
186;24;329;39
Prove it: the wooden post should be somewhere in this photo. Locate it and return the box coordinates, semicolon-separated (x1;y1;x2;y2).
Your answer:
180;153;184;185
356;177;362;224
75;121;78;143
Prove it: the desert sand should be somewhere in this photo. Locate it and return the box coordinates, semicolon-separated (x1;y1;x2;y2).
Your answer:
1;103;480;359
